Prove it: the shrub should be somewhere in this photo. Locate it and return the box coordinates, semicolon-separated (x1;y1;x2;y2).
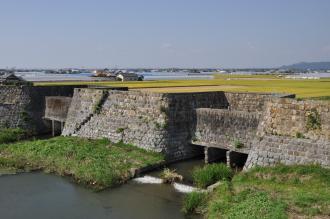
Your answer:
160;168;183;183
192;163;233;189
0;128;26;144
306;109;321;131
295;132;304;138
234;139;244;149
116;127;126;133
182;192;207;214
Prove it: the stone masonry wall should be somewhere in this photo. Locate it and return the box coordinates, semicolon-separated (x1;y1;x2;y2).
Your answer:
194;109;259;154
62;88;105;135
258;98;330;140
0;85;81;134
62;89;229;161
224;92;295;114
62;89;294;161
245;135;330;168
244;98;330;169
0;86;29;129
163;92;229;160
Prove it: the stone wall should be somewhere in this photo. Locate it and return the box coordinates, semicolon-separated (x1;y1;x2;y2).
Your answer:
258;98;330;140
62;89;229;161
224;92;295;113
0;85;82;134
245;135;330;168
194;108;259;154
61;88;105;136
0;86;28;129
62;89;297;161
244;98;330;169
162;91;229;160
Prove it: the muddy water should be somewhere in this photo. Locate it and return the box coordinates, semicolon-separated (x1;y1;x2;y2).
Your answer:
0;162;203;219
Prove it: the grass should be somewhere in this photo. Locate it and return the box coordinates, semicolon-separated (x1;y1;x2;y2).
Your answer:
182;191;208;214
34;74;330;99
192;163;233;189
0;136;164;190
0;128;26;144
309;96;330;101
207;183;287;219
186;164;330;218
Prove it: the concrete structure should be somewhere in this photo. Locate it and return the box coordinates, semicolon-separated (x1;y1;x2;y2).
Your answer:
44;96;72;136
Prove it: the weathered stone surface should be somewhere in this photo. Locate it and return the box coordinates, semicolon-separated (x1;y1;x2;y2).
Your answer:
194;109;259;154
45;96;72;122
62;89;230;161
62;89;285;161
0;85;83;134
258;98;330;140
245;135;330;169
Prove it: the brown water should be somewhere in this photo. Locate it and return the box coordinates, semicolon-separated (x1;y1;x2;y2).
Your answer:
0;160;204;219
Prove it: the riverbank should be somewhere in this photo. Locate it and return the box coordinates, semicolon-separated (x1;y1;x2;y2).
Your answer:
184;164;330;218
0;136;164;190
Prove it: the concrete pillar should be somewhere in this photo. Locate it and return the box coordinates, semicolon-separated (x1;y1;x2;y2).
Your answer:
204;147;209;164
226;150;232;167
52;120;55;137
60;121;64;134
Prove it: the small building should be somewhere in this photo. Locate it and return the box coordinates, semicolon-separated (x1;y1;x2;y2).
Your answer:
0;73;27;85
116;72;143;81
93;69;117;80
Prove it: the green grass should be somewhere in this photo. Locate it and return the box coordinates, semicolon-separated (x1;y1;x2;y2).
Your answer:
192;163;233;189
182;191;208;214
194;164;330;218
207;184;287;219
0;136;164;190
309;96;330;101
0;128;26;144
34;75;330;99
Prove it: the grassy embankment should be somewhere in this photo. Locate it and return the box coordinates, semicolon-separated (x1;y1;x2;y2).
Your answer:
34;74;330;99
0;128;26;144
183;163;330;219
0;136;164;190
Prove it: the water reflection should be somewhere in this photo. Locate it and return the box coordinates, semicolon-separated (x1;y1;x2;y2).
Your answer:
0;172;201;219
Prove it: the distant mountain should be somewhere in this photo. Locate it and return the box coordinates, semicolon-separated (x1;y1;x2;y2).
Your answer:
280;62;330;70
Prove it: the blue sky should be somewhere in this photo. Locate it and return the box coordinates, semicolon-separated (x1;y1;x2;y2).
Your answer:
0;0;329;68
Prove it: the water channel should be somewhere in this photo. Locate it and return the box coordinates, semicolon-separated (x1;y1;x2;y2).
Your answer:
0;159;204;219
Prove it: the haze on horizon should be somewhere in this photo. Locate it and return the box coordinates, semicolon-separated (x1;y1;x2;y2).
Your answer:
0;0;329;69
